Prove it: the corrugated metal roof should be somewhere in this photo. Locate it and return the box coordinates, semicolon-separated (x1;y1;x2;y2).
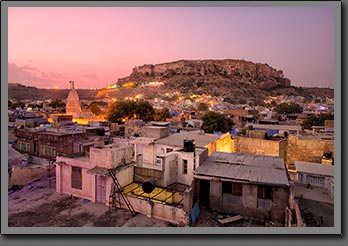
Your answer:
154;132;220;147
194;152;289;186
295;161;334;177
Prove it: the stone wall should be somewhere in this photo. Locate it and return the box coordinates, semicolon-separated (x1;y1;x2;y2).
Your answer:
9;164;55;187
215;133;233;153
234;136;286;157
286;136;334;164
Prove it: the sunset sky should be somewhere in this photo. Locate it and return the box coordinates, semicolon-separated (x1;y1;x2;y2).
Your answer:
8;7;334;89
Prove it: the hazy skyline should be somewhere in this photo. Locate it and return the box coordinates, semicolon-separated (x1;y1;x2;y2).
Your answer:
8;7;334;89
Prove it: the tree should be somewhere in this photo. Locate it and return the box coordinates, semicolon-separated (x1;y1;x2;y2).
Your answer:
106;99;155;123
11;101;25;109
135;100;156;122
8;100;12;108
197;102;209;111
89;103;101;116
28;103;43;109
88;101;103;116
274;102;303;114
201;111;234;134
49;99;65;109
154;107;171;121
302;113;334;129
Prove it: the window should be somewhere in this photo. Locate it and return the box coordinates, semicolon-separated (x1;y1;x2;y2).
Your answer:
222;182;242;196
18;141;30;152
166;148;173;153
41;146;56;157
71;166;82;190
222;181;232;194
258;185;272;200
183;159;188;174
257;185;272;209
232;183;243;196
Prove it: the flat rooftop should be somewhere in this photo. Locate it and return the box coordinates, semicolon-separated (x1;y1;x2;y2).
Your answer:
246;123;302;131
154;132;220;147
294;161;334;177
194;152;289;187
121;182;186;206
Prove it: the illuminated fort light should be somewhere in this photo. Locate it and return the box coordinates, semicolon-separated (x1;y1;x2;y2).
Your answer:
147;81;163;86
122;82;134;87
54;86;59;89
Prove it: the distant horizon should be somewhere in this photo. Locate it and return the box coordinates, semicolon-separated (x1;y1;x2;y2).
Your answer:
8;80;334;91
8;7;335;89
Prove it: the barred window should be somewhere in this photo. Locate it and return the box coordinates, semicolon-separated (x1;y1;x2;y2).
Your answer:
71;166;82;190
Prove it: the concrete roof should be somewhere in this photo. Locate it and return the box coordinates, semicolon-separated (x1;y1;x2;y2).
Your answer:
131;137;157;144
154;132;220;147
148;121;171;126
294;161;334;177
246;123;302;131
194;152;289;187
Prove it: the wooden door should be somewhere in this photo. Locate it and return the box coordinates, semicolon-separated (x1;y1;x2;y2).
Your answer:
95;175;106;204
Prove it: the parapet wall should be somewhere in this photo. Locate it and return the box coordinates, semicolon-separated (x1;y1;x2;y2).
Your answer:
286;136;334;164
118;195;189;226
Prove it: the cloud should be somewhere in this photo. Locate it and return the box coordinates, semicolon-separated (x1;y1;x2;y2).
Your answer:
8;63;64;88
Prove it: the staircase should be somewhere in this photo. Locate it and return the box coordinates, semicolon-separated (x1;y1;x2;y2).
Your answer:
108;169;136;217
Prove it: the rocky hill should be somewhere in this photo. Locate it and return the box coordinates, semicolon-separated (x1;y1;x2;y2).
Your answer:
115;59;333;103
8;59;334;103
118;59;291;92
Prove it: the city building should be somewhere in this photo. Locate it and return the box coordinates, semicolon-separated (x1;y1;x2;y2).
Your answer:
56;144;135;204
15;111;48;128
294;161;334;199
193;152;291;223
14;126;106;159
245;123;303;136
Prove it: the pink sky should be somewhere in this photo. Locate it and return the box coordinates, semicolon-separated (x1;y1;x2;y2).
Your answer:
8;7;335;89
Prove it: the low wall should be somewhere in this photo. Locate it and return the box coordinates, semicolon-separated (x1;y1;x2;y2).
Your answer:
9;164;55;187
234;136;285;157
118;195;189;226
286;136;334;164
134;167;164;187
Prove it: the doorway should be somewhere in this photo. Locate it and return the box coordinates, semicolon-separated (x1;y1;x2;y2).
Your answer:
199;179;210;209
95;175;106;204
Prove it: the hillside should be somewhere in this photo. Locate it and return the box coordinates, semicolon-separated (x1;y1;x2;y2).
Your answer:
8;59;334;103
8;83;98;101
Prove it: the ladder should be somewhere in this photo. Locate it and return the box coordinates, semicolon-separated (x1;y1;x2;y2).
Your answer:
108;169;136;217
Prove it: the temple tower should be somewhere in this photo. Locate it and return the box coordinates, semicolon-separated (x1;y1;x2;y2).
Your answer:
66;81;81;118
